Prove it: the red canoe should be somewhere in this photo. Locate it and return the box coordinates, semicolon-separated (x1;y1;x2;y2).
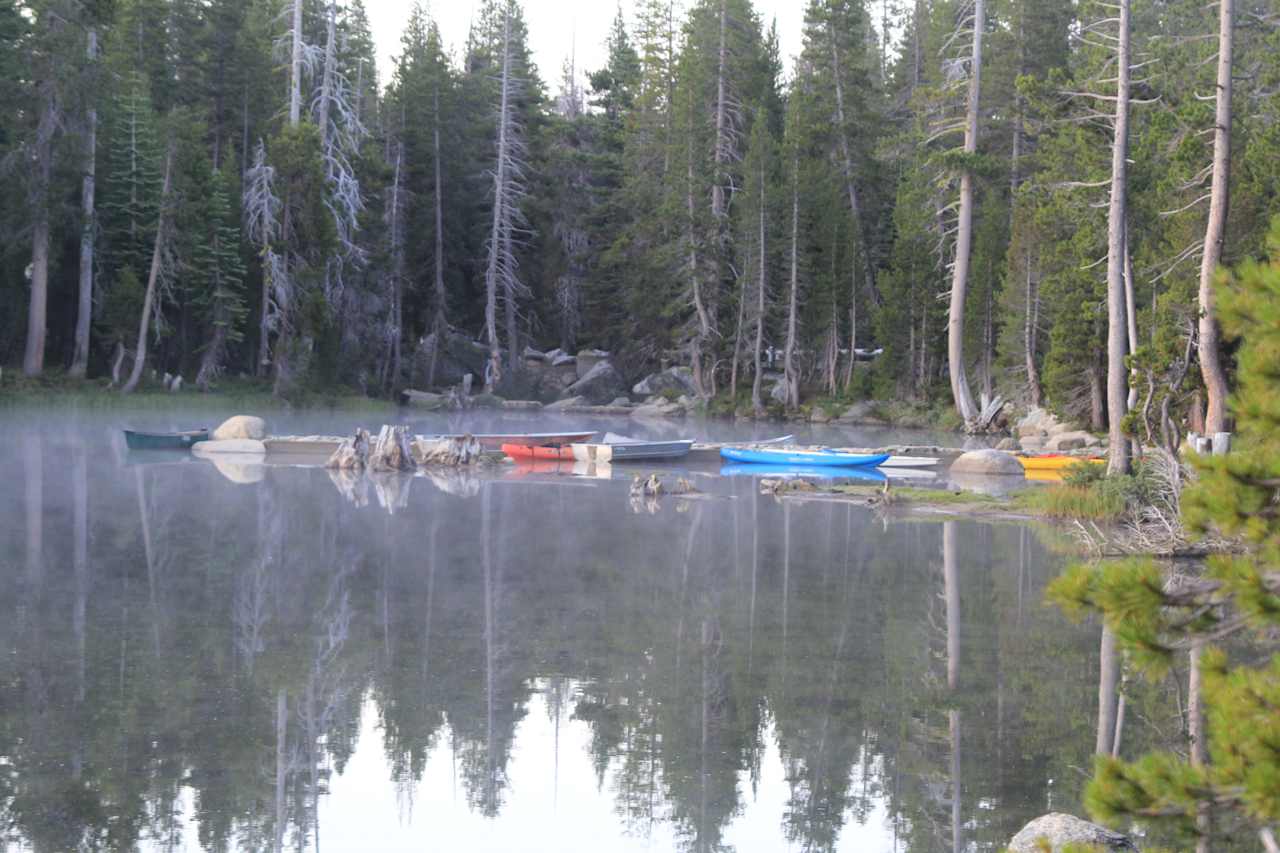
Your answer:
502;444;574;461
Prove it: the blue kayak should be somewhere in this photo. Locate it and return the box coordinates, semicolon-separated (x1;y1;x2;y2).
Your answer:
720;464;886;483
720;447;891;467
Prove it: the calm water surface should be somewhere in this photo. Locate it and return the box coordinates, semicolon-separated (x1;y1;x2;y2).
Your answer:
1;408;1104;852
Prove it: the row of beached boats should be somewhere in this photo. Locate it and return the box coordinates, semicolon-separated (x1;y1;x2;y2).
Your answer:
124;426;1103;477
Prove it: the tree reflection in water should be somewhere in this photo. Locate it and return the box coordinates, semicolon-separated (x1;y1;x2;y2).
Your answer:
0;424;1187;852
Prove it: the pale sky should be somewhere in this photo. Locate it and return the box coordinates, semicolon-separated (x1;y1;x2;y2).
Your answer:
366;0;808;93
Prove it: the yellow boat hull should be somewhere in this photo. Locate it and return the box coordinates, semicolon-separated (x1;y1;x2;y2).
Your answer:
1017;454;1105;472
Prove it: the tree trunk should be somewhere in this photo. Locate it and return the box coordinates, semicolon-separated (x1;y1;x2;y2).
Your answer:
1198;0;1233;436
483;15;516;390
23;83;56;378
784;159;800;410
71;28;99;379
751;165;767;416
1024;249;1042;405
388;141;405;391
1106;0;1132;475
947;0;983;424
288;0;303;127
687;120;712;398
428;82;449;386
122;146;175;394
831;27;880;308
318;2;336;146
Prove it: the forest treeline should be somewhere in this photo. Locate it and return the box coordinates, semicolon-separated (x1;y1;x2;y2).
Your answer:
2;0;1277;428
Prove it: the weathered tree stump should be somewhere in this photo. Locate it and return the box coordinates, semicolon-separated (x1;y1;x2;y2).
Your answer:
369;425;415;472
412;434;484;466
327;428;371;470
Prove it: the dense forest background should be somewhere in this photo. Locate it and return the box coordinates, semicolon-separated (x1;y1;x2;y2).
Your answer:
1;0;1277;425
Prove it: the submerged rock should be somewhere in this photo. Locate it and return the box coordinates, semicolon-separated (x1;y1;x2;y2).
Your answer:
1007;813;1137;853
949;449;1024;476
1046;430;1101;452
212;415;267;441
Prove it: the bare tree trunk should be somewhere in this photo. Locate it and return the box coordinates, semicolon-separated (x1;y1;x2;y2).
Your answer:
484;16;514;389
947;0;983;424
23;83;57;377
687;123;712;398
388;141;405;391
122;146;175;394
1096;626;1120;754
1198;0;1233;436
1106;0;1132;475
318;2;336;147
71;28;99;379
784;159;800;410
1024;249;1043;405
288;0;303;127
730;275;746;401
752;166;767;415
1125;225;1139;414
428;82;449;386
831;23;880;307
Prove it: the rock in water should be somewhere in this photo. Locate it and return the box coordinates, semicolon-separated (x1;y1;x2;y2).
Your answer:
949;449;1025;476
1007;813;1137;853
327;429;371;471
369;425;415;472
212;415;267;441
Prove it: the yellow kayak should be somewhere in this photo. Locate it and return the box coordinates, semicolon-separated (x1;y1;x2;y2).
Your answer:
1016;454;1105;472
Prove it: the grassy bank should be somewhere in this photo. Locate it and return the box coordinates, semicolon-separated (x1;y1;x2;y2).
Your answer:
0;370;396;413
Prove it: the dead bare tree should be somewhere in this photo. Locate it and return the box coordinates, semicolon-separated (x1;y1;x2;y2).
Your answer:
1106;0;1133;475
483;9;531;389
122;144;175;394
70;27;99;379
384;138;407;391
244;141;282;375
945;0;983;426
783;153;801;410
427;80;449;385
23;70;59;377
1197;0;1233;436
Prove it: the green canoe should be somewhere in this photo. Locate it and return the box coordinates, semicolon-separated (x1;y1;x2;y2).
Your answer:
124;428;211;451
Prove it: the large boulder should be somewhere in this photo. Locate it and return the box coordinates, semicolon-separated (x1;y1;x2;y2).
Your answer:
576;349;611;380
1008;813;1137;853
565;361;627;405
633;366;697;398
212;415;266;441
1046;430;1101;452
949;449;1024;477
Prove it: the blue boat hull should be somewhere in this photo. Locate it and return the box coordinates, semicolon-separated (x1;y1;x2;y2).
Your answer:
720;447;891;467
720;464;886;483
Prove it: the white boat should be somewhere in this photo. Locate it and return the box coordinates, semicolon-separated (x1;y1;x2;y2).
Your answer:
571;433;694;463
880;456;940;468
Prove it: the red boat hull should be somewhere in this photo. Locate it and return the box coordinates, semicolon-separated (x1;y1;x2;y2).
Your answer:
502;444;574;461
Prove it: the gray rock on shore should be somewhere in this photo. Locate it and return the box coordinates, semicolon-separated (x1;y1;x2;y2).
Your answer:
1007;813;1138;852
632;366;696;398
565;361;627;404
949;449;1024;476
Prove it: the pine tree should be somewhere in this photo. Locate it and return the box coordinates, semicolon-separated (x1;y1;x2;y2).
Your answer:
194;169;249;389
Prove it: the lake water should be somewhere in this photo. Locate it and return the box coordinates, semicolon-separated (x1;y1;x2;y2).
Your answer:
0;408;1109;852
